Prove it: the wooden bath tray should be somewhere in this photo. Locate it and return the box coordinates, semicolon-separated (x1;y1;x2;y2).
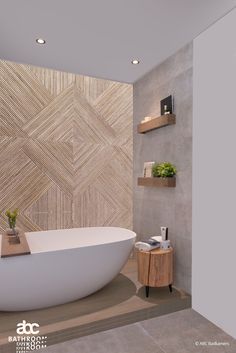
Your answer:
1;231;31;258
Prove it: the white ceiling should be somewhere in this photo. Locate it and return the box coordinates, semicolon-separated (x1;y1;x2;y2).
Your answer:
0;0;235;83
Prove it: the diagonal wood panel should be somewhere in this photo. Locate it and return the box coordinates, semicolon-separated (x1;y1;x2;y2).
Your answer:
94;82;133;133
0;150;52;232
25;184;72;230
23;140;74;197
73;86;116;145
94;82;133;147
0;62;53;137
73;184;117;228
22;85;74;142
73;143;117;195
0;61;133;232
75;76;113;104
29;66;75;96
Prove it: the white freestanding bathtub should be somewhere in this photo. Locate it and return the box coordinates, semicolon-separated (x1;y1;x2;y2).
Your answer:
0;227;136;311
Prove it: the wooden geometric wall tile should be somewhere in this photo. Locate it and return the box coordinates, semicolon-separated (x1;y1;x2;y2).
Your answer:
94;82;133;133
29;66;75;97
22;140;74;197
22;86;74;142
25;184;72;230
0;60;133;232
75;76;113;104
0;62;53;136
0;149;52;232
96;162;132;212
0;137;26;164
73;184;117;228
73;143;117;195
73;146;133;228
73;87;115;145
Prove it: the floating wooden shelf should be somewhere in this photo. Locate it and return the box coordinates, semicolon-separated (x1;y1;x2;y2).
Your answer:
138;177;176;188
1;231;31;258
137;114;176;133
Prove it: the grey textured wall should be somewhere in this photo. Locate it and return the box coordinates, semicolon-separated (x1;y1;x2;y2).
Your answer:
133;43;193;294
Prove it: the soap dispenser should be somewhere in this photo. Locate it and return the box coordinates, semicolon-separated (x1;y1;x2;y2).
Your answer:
161;226;168;241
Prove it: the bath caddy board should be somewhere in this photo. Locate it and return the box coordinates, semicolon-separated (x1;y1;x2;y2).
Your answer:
1;232;31;258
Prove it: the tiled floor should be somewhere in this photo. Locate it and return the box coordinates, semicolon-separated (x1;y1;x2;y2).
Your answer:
37;309;236;353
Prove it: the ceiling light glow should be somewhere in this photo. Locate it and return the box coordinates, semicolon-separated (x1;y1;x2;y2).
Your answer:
36;38;46;44
131;59;140;65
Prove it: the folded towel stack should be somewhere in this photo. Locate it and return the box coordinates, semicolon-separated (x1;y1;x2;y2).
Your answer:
135;238;160;252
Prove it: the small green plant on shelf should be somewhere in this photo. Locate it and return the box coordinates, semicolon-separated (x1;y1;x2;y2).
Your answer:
152;162;177;178
5;208;19;234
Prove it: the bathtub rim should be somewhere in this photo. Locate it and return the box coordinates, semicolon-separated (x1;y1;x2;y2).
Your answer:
0;227;136;256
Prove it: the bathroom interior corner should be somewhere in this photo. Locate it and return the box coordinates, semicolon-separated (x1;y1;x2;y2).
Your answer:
0;2;236;353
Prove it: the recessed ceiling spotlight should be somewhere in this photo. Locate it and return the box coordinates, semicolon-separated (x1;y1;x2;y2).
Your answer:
131;59;140;65
36;38;46;44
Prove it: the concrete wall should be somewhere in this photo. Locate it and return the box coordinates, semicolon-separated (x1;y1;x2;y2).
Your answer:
193;8;236;338
133;43;193;294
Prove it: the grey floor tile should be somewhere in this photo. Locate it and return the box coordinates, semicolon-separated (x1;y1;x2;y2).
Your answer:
139;309;236;353
152;327;235;353
37;309;236;353
192;329;236;353
38;323;164;353
140;309;207;338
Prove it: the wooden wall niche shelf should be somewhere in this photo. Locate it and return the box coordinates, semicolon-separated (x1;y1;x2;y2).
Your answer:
1;231;31;258
137;114;176;134
138;177;176;187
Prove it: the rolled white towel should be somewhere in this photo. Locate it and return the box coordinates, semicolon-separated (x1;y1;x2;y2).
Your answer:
135;241;159;252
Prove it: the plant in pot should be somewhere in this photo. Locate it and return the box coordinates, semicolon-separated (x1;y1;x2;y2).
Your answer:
5;208;19;235
152;162;177;178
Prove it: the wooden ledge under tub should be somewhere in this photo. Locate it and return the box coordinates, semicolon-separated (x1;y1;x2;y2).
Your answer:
0;231;31;258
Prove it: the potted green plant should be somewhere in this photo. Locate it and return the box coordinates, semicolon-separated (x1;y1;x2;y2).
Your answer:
5;208;19;235
152;162;177;178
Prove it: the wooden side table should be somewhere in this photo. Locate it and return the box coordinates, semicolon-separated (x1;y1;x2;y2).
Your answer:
137;247;173;297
